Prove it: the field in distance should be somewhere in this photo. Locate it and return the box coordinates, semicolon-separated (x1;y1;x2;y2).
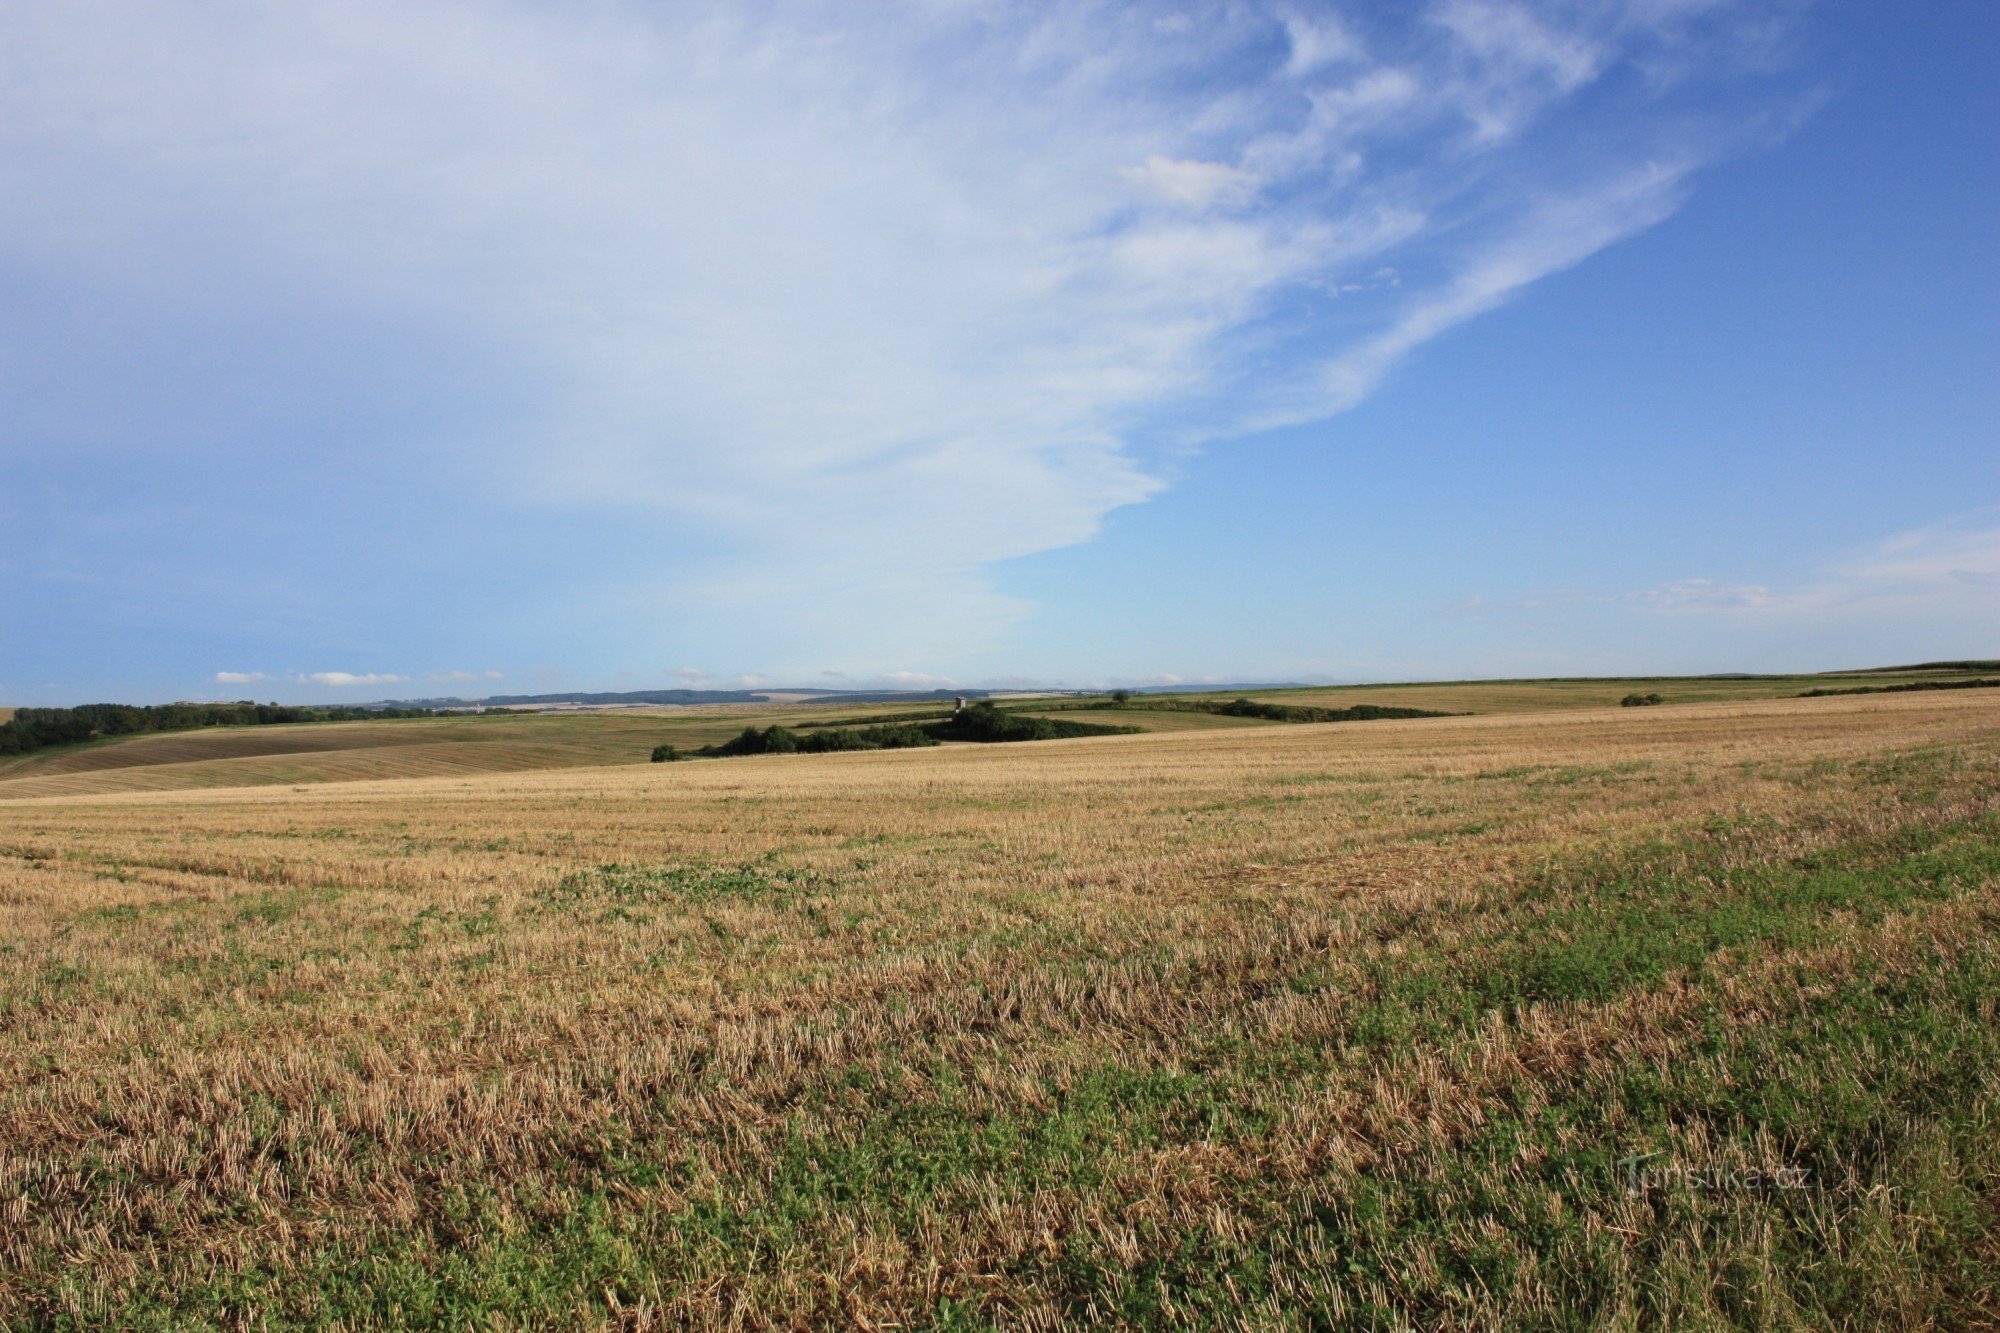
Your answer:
2;665;1992;801
1;688;1996;1325
1178;663;1998;715
0;701;952;801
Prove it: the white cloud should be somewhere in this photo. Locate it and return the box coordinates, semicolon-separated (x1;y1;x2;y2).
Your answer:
1283;162;1694;425
299;672;408;687
878;671;958;690
1121;155;1263;210
1433;0;1608;136
1278;9;1364;76
1458;516;2000;636
815;668;964;691
1612;519;2000;625
1761;516;2000;632
214;671;270;684
1820;517;2000;603
0;2;1809;673
1622;579;1782;611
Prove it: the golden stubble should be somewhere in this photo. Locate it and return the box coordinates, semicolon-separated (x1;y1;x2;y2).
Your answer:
1;690;1996;1323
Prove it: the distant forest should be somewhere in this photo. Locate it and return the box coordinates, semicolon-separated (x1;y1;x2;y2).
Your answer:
0;702;435;758
1798;677;2000;698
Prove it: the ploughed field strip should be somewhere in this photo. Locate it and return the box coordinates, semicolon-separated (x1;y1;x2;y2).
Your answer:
0;724;445;777
0;691;1996;1326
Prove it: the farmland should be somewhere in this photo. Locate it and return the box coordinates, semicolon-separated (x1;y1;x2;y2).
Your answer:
1;687;1997;1326
1182;666;1999;716
2;667;1992;802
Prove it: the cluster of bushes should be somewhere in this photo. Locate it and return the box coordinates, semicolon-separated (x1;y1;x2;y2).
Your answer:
1798;678;1999;698
0;701;434;757
682;722;942;759
652;703;1138;762
1621;693;1665;707
928;702;1139;743
1217;698;1451;723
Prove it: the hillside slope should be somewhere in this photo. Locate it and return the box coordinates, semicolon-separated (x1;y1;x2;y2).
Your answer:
4;668;1989;800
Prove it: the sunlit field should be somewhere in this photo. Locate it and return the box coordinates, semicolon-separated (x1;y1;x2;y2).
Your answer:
3;668;1989;802
3;689;1996;1326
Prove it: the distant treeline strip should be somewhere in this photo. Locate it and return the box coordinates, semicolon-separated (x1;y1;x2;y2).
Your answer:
1797;678;2000;699
1034;696;1461;724
1151;698;1459;723
799;710;958;729
656;703;1141;761
0;702;435;758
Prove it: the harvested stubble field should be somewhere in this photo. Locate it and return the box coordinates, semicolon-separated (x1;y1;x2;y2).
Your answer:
1215;667;2000;716
2;691;1997;1327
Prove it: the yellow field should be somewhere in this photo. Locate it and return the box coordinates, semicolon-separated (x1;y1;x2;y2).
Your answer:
9;672;1988;802
4;689;1997;1325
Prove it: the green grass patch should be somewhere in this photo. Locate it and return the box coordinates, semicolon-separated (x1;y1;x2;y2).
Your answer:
535;861;816;911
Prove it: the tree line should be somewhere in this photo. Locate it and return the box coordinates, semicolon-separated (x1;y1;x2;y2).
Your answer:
654;702;1141;762
1082;696;1458;724
0;701;436;757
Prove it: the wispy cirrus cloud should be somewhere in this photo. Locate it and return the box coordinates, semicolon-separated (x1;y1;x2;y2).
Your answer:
0;1;1814;674
1820;517;2000;609
1453;516;2000;632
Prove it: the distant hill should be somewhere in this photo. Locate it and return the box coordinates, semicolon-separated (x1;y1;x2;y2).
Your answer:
9;667;1994;800
373;686;1011;710
1841;660;2000;675
386;688;815;708
371;684;1323;710
1127;682;1314;694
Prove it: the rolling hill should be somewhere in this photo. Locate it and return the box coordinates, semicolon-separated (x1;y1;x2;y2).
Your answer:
4;666;1992;801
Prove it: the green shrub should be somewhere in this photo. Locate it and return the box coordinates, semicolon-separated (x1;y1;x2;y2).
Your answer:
649;744;682;763
697;726;803;758
1620;693;1665;707
796;725;939;753
1202;698;1453;723
819;725;938;751
684;707;1134;760
927;702;1138;744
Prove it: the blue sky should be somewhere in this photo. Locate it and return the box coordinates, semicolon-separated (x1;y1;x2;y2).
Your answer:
2;1;1994;704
